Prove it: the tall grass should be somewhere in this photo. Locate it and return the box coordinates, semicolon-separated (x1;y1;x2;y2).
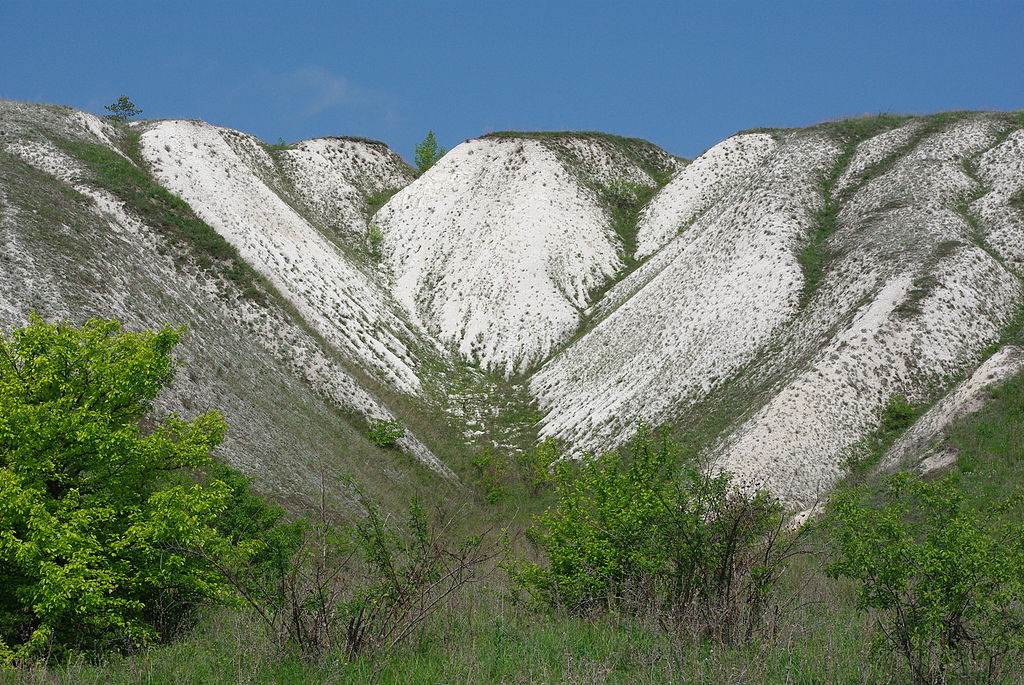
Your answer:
10;574;882;685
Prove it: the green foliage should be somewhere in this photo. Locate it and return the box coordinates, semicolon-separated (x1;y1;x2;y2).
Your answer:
0;317;260;663
825;474;1024;683
465;439;557;505
507;427;796;640
365;223;384;259
514;437;558;497
812;113;912;143
103;95;143;123
599;179;662;269
948;371;1024;508
843;394;923;475
413;131;445;174
796;139;854;308
364;188;400;215
367;419;405;448
879;394;917;433
470;448;509;504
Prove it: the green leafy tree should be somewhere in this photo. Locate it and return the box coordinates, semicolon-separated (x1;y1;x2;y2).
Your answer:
413;130;445;174
0;317;259;663
825;474;1024;684
103;94;143;122
506;427;797;641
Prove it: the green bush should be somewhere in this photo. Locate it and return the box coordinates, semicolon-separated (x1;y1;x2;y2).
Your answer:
367;419;405;448
506;427;797;641
0;317;262;663
366;223;384;259
513;437;558;496
880;395;917;433
825;473;1024;684
844;394;923;474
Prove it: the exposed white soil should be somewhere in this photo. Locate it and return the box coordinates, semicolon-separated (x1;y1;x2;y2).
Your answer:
714;116;1022;506
635;133;777;259
531;131;840;453
138;120;425;394
276;138;413;244
882;346;1024;474
974;128;1024;270
834;119;924;193
5;99;1024;509
1;121;451;483
376;136;666;376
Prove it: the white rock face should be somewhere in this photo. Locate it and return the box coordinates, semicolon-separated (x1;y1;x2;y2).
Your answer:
276;137;412;243
530;115;1023;507
635;133;777;258
714;116;1022;505
138;120;425;394
376;135;670;376
974;128;1024;269
5;99;1024;511
0;106;453;493
834;120;923;193
531;131;840;452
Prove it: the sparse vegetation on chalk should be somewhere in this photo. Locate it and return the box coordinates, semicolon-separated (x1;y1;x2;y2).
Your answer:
58;137;269;302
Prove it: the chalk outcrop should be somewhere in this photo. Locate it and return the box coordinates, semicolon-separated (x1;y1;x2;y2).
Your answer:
4;100;1024;508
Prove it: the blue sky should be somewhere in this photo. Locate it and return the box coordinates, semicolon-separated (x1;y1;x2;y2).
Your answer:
3;1;1022;161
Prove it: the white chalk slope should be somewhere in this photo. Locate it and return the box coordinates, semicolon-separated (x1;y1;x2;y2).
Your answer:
0;102;452;507
138;120;426;394
376;135;678;376
532;131;838;454
530;114;1024;506
5;99;1024;511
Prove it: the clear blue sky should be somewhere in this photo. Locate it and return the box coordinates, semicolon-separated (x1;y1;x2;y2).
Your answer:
3;1;1022;160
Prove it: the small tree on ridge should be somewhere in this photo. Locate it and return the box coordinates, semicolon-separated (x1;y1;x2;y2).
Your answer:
414;130;445;174
104;94;143;123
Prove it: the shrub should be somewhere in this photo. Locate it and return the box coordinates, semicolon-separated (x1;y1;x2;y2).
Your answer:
366;223;384;259
364;189;399;215
0;317;261;663
880;394;917;433
506;427;799;641
513;437;559;497
470;448;509;504
367;419;404;448
844;394;922;474
221;481;492;660
825;473;1024;684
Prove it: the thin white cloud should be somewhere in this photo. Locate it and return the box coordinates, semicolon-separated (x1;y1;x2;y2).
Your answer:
290;65;350;117
232;65;400;129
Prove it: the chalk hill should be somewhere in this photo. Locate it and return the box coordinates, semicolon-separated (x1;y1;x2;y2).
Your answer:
2;100;1022;508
